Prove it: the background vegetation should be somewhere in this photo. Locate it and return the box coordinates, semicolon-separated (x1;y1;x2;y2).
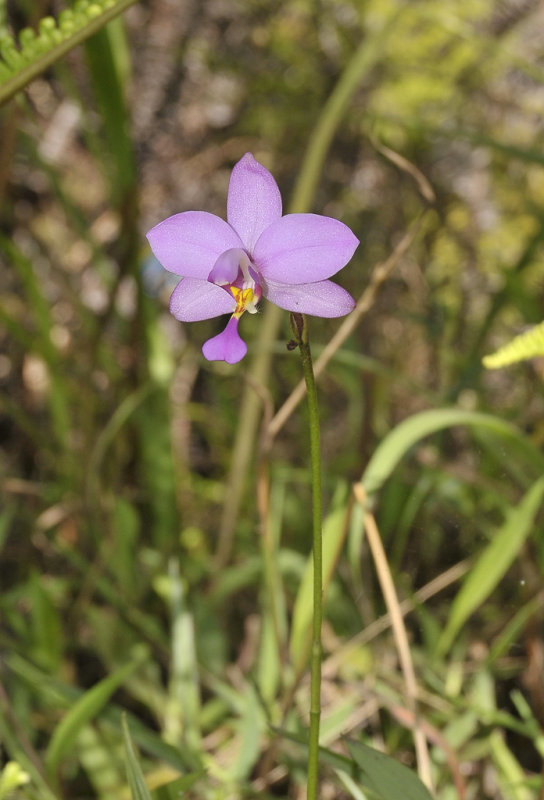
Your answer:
1;0;544;798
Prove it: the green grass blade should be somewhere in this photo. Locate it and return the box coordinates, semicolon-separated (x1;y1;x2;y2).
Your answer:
437;475;544;656
0;234;71;450
489;729;533;800
487;594;544;663
45;650;147;777
122;715;153;800
76;724;125;800
335;769;372;800
86;383;155;502
165;558;201;751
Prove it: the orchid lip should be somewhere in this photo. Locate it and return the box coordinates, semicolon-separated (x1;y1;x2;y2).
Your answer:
202;315;247;364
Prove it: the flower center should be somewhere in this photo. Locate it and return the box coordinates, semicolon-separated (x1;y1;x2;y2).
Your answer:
231;286;257;317
209;248;262;317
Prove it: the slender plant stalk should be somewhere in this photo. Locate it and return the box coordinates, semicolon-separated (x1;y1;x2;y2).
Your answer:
291;313;323;800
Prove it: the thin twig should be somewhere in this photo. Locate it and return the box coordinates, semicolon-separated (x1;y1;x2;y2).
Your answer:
322;558;471;678
353;482;434;795
387;703;465;799
370;135;436;204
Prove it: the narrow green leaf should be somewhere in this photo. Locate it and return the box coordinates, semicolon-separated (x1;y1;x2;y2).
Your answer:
346;740;434;800
362;409;543;498
45;650;147;776
122;715;153;800
438;475;544;655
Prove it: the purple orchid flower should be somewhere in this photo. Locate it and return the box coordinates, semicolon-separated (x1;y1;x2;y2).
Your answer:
146;153;359;364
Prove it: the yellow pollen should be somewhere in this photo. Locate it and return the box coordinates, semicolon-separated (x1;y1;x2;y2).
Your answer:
231;286;255;318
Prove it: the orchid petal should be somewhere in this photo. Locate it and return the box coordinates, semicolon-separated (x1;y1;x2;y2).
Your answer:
170;278;235;322
147;211;243;278
208;248;248;286
253;213;359;284
263;279;355;318
202;316;247;364
227;153;282;254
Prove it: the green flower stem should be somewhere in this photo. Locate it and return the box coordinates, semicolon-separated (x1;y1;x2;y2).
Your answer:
291;313;323;800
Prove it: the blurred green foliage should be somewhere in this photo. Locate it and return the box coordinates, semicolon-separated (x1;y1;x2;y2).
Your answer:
1;0;544;797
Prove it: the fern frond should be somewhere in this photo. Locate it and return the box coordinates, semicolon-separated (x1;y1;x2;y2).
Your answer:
0;0;138;106
483;320;544;369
